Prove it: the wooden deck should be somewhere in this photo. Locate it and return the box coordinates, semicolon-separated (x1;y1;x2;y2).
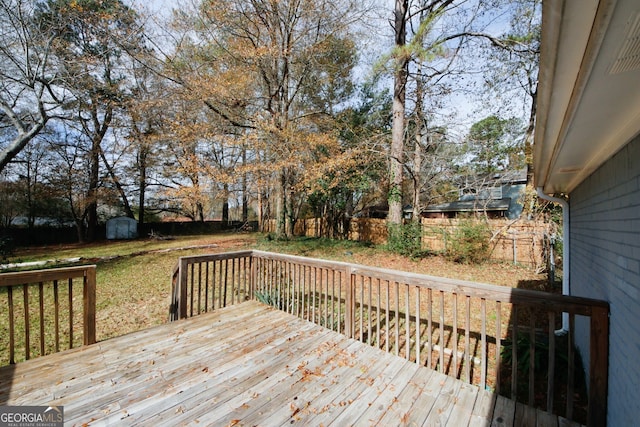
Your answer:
0;301;580;426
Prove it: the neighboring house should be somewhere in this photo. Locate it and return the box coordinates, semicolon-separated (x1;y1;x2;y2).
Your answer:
534;0;640;425
422;168;527;219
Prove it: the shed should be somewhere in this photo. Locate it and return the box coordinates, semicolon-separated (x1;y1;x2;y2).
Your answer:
106;216;138;240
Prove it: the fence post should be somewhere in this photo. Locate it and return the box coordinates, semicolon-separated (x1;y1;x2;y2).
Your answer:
83;265;97;345
588;305;609;427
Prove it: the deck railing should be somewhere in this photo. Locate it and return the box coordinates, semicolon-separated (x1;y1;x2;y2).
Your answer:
170;250;609;427
0;265;97;365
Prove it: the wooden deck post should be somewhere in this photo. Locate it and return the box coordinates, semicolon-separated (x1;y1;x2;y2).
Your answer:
345;267;355;339
249;255;255;301
179;258;189;320
83;266;97;345
588;305;609;427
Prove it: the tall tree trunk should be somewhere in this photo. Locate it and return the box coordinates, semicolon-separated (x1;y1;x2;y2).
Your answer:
74;219;86;243
138;146;147;227
525;86;537;181
275;169;287;238
413;64;425;222
242;147;248;222
258;188;264;232
285;169;295;237
412;132;424;222
388;0;409;225
222;183;229;223
99;147;134;218
87;139;100;242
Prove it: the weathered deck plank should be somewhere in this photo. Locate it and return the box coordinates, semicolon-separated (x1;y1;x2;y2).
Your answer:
0;301;580;426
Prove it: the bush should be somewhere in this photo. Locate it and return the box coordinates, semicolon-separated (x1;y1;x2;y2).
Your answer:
386;222;425;258
445;219;491;264
0;236;14;261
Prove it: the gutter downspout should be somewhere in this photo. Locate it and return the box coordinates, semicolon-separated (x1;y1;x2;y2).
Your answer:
537;187;569;335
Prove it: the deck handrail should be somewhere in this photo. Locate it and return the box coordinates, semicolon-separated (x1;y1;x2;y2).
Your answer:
0;265;97;365
169;250;609;427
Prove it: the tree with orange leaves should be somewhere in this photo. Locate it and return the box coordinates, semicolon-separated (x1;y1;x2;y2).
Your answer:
164;0;370;237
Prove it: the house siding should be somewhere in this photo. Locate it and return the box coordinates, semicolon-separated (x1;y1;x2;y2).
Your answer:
571;133;640;426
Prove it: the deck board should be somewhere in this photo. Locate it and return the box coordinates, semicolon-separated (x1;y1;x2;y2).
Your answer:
0;301;577;426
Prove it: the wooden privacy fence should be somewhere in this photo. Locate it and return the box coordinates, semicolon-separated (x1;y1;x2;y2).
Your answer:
264;218;551;266
0;265;97;365
170;250;608;427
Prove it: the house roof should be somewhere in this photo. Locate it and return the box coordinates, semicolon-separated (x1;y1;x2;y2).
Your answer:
457;168;528;188
423;198;511;213
534;0;640;194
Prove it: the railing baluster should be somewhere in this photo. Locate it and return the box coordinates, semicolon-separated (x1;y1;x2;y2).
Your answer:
39;282;45;356
481;298;486;389
359;275;364;343
405;284;410;360
213;260;219;309
567;313;575;420
395;281;400;357
223;259;229;308
189;263;194;317
204;262;210;312
427;288;432;369
295;264;302;317
23;284;30;360
376;279;381;349
368;277;372;344
325;269;329;326
197;263;202;315
547;311;555;413
283;261;293;314
331;270;336;331
337;270;342;335
231;258;237;306
8;286;15;364
303;265;308;321
465;295;471;383
496;301;502;395
54;280;60;353
439;291;444;373
223;258;228;307
313;267;318;323
453;293;458;378
511;305;518;401
416;286;421;365
68;278;75;349
288;262;293;314
385;280;389;354
274;260;279;309
529;314;535;406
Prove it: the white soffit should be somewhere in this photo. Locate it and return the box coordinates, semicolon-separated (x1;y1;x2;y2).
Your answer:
535;0;640;194
534;0;600;192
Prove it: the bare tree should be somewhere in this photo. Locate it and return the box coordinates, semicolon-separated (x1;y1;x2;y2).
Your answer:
0;0;65;171
36;0;144;241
